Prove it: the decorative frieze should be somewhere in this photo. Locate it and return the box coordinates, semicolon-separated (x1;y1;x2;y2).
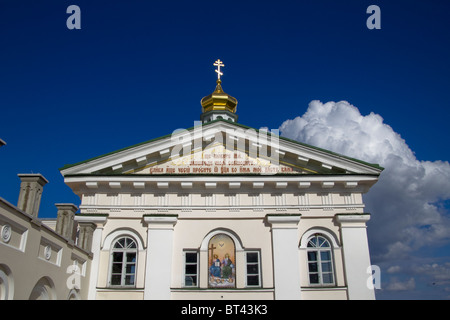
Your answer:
78;189;365;214
227;193;239;206
298;193;310;211
132;194;144;206
204;193;216;206
321;193;334;211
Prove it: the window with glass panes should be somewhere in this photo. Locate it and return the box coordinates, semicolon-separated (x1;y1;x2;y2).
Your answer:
184;251;198;287
246;251;261;287
110;237;137;287
307;235;334;285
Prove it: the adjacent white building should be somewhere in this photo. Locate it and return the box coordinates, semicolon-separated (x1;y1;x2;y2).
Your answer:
0;174;91;300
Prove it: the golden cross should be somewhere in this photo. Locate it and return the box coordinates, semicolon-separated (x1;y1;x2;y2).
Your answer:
213;59;225;80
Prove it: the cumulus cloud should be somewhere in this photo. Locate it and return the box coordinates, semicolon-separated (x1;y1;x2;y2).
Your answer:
412;262;450;286
387;265;402;274
279;100;450;267
385;277;416;291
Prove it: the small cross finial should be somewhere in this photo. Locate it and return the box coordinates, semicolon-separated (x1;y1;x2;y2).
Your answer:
213;59;225;80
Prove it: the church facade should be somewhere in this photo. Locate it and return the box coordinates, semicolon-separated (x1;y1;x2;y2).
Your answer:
58;60;383;300
0;61;382;300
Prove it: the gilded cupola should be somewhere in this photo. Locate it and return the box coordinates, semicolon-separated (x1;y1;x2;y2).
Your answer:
200;59;238;123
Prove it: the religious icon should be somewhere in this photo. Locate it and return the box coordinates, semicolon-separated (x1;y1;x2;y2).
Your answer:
208;234;236;288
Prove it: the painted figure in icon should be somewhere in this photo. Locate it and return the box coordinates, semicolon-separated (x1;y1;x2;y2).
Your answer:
222;253;234;283
209;254;221;280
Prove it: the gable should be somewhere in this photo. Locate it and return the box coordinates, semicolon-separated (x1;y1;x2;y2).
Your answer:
60;120;383;177
131;144;310;175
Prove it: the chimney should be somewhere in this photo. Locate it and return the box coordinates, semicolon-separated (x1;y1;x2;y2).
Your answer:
77;222;96;252
17;174;49;217
55;203;78;240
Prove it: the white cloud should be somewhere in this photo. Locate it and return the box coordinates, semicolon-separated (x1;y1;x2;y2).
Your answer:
386;265;402;274
412;262;450;285
385;277;416;291
279;100;450;262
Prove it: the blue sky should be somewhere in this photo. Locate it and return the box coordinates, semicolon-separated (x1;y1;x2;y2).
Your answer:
1;1;450;299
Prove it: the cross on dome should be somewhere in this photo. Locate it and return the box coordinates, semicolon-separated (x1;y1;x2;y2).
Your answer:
213;59;224;80
200;59;238;123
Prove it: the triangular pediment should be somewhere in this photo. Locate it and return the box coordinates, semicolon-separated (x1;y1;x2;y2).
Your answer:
60;120;383;177
132;144;309;175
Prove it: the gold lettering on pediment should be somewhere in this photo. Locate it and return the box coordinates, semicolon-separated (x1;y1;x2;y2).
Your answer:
132;145;310;175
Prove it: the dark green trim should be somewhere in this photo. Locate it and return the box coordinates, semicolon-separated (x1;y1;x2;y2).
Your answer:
335;213;371;217
64;173;381;178
75;213;110;217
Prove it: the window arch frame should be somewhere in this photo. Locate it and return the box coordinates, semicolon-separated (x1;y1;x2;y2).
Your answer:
200;229;244;252
102;229;145;251
108;236;138;288
300;228;340;249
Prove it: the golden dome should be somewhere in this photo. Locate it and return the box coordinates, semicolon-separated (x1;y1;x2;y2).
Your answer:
201;79;238;114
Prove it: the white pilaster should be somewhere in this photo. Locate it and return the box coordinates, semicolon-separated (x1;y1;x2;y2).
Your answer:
267;215;302;300
143;215;177;300
336;214;375;300
74;215;107;300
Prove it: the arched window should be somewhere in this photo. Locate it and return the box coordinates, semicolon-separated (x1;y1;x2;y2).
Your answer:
67;289;81;300
29;277;55;300
306;235;335;286
109;237;137;287
208;233;236;288
0;265;13;300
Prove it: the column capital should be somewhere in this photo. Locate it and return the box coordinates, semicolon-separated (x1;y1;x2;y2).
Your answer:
74;214;108;227
335;213;370;226
266;214;301;228
143;215;178;229
55;203;78;212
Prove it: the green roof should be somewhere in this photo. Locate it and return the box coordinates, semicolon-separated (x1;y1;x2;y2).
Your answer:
60;119;384;172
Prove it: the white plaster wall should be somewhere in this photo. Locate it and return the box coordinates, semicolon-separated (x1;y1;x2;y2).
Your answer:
171;218;273;293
